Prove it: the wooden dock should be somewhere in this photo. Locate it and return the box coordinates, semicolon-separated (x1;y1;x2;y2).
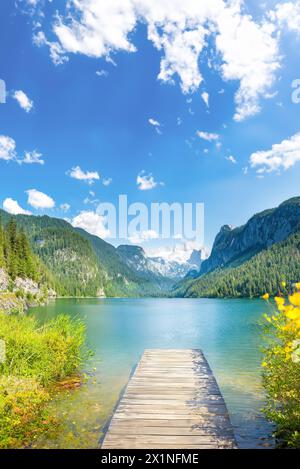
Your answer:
101;349;237;449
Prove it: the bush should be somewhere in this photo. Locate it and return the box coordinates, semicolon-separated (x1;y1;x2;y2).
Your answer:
0;312;88;447
262;283;300;447
0;376;51;448
0;313;86;385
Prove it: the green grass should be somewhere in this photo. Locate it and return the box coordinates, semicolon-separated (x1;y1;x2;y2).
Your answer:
0;312;88;448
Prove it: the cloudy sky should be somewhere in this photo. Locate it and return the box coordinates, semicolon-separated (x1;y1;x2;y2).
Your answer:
1;0;300;254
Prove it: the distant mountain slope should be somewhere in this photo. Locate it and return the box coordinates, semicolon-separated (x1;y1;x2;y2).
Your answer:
116;245;202;285
200;197;300;275
0;209;175;297
176;230;300;298
175;197;300;298
116;245;174;291
76;230;166;296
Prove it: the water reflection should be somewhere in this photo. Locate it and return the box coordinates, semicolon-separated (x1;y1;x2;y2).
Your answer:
29;298;274;449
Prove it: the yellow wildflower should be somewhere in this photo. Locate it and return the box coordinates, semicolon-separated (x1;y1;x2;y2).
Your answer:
295;282;300;290
281;281;287;288
275;296;285;307
262;293;269;300
289;292;300;307
286;309;300;320
261;362;267;367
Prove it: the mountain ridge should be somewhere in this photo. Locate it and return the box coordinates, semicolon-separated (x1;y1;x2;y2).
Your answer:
175;196;300;298
0;209;192;297
200;197;300;275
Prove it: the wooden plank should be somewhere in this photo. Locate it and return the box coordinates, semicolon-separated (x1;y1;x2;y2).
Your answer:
102;435;235;445
106;417;231;427
107;427;235;437
101;349;237;449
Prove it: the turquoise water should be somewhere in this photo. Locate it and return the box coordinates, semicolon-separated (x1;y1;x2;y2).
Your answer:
29;298;274;449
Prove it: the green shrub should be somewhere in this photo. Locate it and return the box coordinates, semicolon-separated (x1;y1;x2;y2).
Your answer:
0;312;88;447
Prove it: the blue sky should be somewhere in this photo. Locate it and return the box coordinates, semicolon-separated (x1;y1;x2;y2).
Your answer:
1;0;300;256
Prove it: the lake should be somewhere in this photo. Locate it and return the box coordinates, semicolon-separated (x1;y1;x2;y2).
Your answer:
29;297;274;449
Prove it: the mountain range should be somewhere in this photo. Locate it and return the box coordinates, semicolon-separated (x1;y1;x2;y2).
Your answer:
175;197;300;298
1;196;299;299
0;209;201;297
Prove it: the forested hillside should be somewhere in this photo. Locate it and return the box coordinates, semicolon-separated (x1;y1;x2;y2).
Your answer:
176;230;300;298
0;210;166;297
76;228;165;297
0;210;104;296
200;197;300;275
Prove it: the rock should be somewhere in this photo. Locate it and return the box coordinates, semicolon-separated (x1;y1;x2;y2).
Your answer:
13;277;40;296
117;245;203;281
0;267;56;310
187;249;202;271
200;197;300;275
97;287;106;298
0;293;24;314
0;268;9;292
48;289;57;298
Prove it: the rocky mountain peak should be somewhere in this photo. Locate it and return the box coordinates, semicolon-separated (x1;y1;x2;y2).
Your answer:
200;197;300;275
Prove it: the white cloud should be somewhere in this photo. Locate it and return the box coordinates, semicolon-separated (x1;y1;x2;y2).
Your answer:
68;165;100;184
96;69;108;77
60;203;71;212
146;240;206;263
32;0;281;120
0;135;16;161
102;177;112;186
3;198;32;215
250;132;300;174
270;1;300;35
226;155;237;164
33;30;69;65
215;6;279;121
71;210;110;238
53;0;137;59
26;189;55;209
13;90;33;113
26;0;39;6
128;229;159;244
196;131;220;142
148;117;162;134
201;91;209;108
84;196;99;205
21;150;44;165
137;171;163;190
0;135;43;165
148;118;160;127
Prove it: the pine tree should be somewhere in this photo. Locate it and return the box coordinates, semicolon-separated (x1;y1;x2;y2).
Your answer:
6;219;18;279
0;216;5;268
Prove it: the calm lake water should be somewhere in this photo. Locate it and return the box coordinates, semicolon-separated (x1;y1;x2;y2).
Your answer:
29;298;274;449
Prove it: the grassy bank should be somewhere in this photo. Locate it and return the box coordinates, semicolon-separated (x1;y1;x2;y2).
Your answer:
0;311;88;448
